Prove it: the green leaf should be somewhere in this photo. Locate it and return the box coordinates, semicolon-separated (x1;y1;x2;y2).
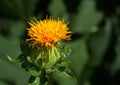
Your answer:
89;19;112;66
29;69;41;76
0;59;29;85
0;35;21;59
49;0;67;17
52;72;76;85
29;76;40;85
55;66;76;80
61;44;72;58
7;55;20;63
60;61;70;67
71;0;103;32
27;56;33;63
57;71;71;78
64;68;76;79
68;39;89;78
0;81;7;85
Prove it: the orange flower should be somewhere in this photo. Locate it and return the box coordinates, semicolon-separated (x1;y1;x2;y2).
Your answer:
26;17;72;49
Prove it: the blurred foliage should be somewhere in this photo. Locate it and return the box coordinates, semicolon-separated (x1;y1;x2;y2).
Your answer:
0;0;120;85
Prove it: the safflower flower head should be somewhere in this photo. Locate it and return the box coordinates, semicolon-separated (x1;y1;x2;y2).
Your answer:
26;17;72;49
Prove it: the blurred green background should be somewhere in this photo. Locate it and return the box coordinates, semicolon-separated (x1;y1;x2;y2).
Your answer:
0;0;120;85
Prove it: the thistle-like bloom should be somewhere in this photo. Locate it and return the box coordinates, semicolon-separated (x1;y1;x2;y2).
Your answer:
26;17;71;49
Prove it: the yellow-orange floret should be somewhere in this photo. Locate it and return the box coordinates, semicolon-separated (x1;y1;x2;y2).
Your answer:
26;17;72;49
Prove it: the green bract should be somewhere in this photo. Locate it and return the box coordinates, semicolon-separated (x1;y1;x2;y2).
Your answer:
8;41;75;85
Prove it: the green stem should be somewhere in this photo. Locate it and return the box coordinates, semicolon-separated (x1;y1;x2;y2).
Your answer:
28;70;49;85
40;69;48;85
